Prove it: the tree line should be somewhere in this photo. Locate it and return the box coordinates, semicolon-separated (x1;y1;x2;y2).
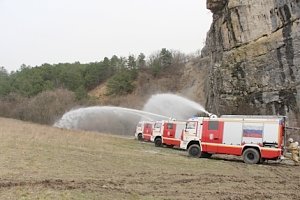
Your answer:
0;48;189;124
0;48;177;100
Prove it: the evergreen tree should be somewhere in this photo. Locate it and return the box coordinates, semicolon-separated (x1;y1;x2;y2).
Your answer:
160;48;172;68
137;53;146;69
127;55;136;70
0;67;11;96
106;69;136;96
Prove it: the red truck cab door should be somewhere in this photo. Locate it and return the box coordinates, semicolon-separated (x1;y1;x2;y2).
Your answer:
143;123;153;141
201;120;224;153
163;123;176;138
163;123;179;146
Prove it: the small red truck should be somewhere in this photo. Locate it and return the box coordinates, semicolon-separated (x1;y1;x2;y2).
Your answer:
152;120;186;148
181;115;286;164
135;121;154;141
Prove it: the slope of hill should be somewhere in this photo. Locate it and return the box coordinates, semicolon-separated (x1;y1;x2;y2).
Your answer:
89;59;209;110
0;117;299;199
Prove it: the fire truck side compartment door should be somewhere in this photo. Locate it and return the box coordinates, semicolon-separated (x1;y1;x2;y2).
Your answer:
242;123;263;144
223;122;243;145
263;123;279;144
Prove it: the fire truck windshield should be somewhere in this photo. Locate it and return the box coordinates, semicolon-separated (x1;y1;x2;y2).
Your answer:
186;122;196;129
154;123;161;129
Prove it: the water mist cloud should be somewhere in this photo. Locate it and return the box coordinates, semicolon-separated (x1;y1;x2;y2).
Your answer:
54;94;209;135
143;93;210;120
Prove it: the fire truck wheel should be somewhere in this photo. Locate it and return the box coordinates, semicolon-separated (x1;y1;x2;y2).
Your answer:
188;144;201;158
137;133;143;141
242;148;260;164
154;138;162;147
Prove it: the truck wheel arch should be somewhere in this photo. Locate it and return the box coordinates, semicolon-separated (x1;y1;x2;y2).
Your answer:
137;133;143;141
187;140;200;151
242;145;261;155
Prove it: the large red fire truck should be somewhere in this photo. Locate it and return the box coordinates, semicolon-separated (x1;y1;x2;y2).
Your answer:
152;120;186;148
135;121;154;141
181;115;286;164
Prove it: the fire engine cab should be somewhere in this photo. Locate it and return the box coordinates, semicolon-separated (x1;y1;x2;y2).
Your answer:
152;120;186;148
181;115;286;164
135;121;154;141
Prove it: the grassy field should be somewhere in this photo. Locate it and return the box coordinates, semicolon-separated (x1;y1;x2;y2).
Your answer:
0;117;299;200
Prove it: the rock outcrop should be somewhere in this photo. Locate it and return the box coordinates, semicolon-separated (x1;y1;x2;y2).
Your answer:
203;0;300;126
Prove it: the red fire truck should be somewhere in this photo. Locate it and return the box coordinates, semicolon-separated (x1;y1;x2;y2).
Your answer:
152;120;186;148
135;121;154;141
181;115;286;164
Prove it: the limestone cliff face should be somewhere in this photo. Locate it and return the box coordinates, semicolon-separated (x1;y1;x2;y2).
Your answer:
203;0;300;125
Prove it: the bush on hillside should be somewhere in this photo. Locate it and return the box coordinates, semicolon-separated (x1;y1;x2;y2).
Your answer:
106;70;137;96
10;89;76;124
0;93;25;118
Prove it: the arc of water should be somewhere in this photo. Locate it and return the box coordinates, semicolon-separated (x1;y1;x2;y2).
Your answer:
110;108;153;121
104;106;169;119
54;106;170;128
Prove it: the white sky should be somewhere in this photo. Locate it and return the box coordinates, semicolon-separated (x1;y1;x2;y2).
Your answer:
0;0;212;71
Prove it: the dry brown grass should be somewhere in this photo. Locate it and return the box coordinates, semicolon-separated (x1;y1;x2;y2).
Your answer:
0;117;299;199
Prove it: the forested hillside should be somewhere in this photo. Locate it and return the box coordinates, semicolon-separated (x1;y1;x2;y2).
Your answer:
0;49;200;124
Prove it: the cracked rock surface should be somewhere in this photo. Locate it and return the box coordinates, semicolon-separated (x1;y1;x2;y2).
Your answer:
203;0;300;126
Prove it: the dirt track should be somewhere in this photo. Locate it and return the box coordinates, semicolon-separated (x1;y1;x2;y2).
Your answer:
0;117;299;199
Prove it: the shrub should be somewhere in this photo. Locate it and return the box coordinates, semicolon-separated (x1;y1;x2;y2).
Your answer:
13;89;76;124
0;93;26;118
106;70;136;96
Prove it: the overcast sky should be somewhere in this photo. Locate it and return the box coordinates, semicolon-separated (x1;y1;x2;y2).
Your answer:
0;0;212;72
